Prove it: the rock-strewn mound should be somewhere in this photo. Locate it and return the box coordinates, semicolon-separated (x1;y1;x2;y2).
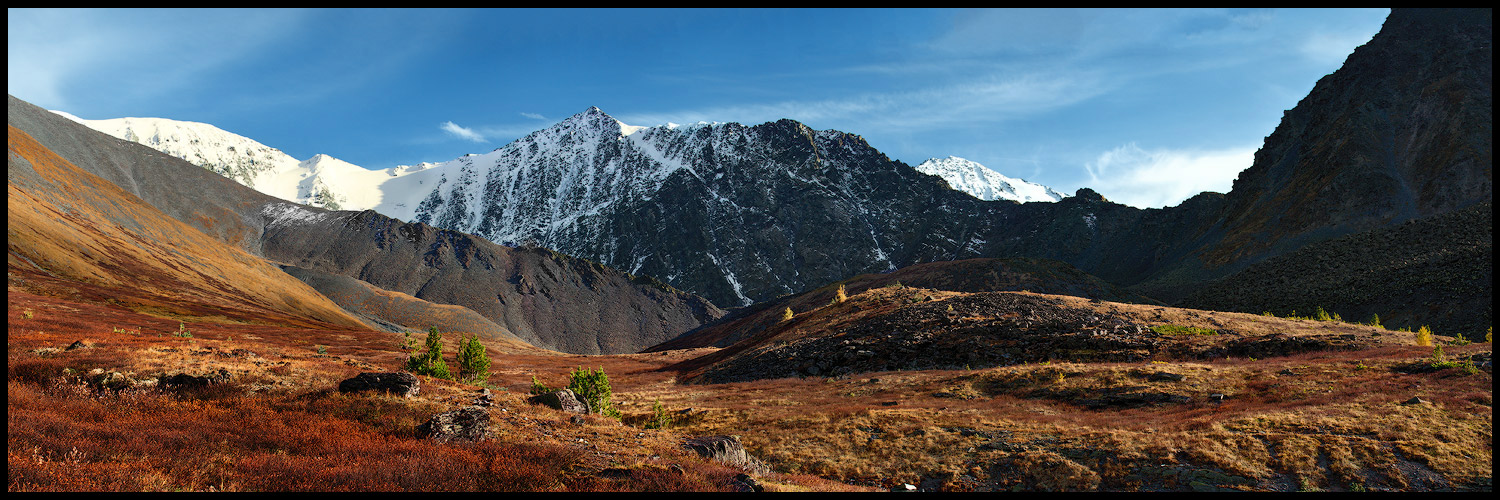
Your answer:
681;286;1386;384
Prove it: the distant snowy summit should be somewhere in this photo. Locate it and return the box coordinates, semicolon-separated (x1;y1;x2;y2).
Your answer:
914;156;1064;203
49;111;433;211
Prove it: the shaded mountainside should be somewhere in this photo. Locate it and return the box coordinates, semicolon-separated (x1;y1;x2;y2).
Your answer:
647;257;1161;353
8;94;724;355
1178;202;1492;338
8;124;368;330
1137;7;1493;302
275;265;547;354
260;205;723;354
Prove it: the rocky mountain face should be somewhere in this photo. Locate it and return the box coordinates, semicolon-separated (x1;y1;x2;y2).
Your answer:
1178;202;1492;338
1146;7;1493;301
9;94;723;354
397;108;1213;308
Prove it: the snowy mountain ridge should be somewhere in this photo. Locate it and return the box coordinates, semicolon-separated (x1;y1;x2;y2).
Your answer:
49;111;434;211
915;156;1065;203
53;106;1073;307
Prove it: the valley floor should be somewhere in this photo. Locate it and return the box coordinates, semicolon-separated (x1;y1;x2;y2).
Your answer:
7;277;1492;492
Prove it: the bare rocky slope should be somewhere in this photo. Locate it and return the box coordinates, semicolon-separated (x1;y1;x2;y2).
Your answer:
1177;201;1492;337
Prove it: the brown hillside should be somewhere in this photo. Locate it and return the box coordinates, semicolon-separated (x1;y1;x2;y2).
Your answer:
8;125;366;330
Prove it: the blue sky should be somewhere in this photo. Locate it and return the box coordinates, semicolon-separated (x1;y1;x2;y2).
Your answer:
8;8;1390;208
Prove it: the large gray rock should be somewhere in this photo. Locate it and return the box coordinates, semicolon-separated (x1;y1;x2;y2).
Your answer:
416;405;490;443
337;372;420;398
527;389;590;414
682;435;770;474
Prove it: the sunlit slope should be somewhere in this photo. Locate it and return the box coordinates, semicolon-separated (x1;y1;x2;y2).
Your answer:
8;125;367;329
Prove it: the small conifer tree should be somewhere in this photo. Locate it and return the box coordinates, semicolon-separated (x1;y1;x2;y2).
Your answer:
529;375;553;395
831;284;848;305
1415;325;1433;347
407;326;452;380
781;307;794;322
456;334;491;383
644;399;673;429
1367;313;1382;328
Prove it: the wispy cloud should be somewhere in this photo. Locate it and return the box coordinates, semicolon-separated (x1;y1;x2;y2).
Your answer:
6;9;309;111
519;112;547;120
440;121;487;142
615;71;1109;133
1083;142;1256;209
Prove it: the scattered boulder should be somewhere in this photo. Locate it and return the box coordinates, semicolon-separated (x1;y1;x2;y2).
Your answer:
1403;396;1428;405
682;435;770;474
472;388;494;407
65;340;87;351
163;368;232;387
527;389;590;414
416;405;490;443
1148;371;1185;382
1209;393;1227;403
732;473;764;492
337;372;420;398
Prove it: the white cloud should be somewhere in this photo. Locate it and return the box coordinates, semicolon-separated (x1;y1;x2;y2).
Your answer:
615;71;1108;133
440;121;487;142
519;112;547;120
1084;142;1255;209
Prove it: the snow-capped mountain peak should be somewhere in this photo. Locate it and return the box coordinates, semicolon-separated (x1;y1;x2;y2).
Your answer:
914;156;1064;203
50;110;431;211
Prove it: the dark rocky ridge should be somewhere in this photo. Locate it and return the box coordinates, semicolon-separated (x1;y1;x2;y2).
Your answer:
1178;202;1492;338
1139;7;1493;301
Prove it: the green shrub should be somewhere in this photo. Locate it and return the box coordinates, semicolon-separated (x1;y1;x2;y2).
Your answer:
1314;306;1332;322
1151;324;1217;336
1366;313;1383;328
567;367;620;419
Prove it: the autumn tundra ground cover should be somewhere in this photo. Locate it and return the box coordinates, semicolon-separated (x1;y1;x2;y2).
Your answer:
7;273;1491;492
